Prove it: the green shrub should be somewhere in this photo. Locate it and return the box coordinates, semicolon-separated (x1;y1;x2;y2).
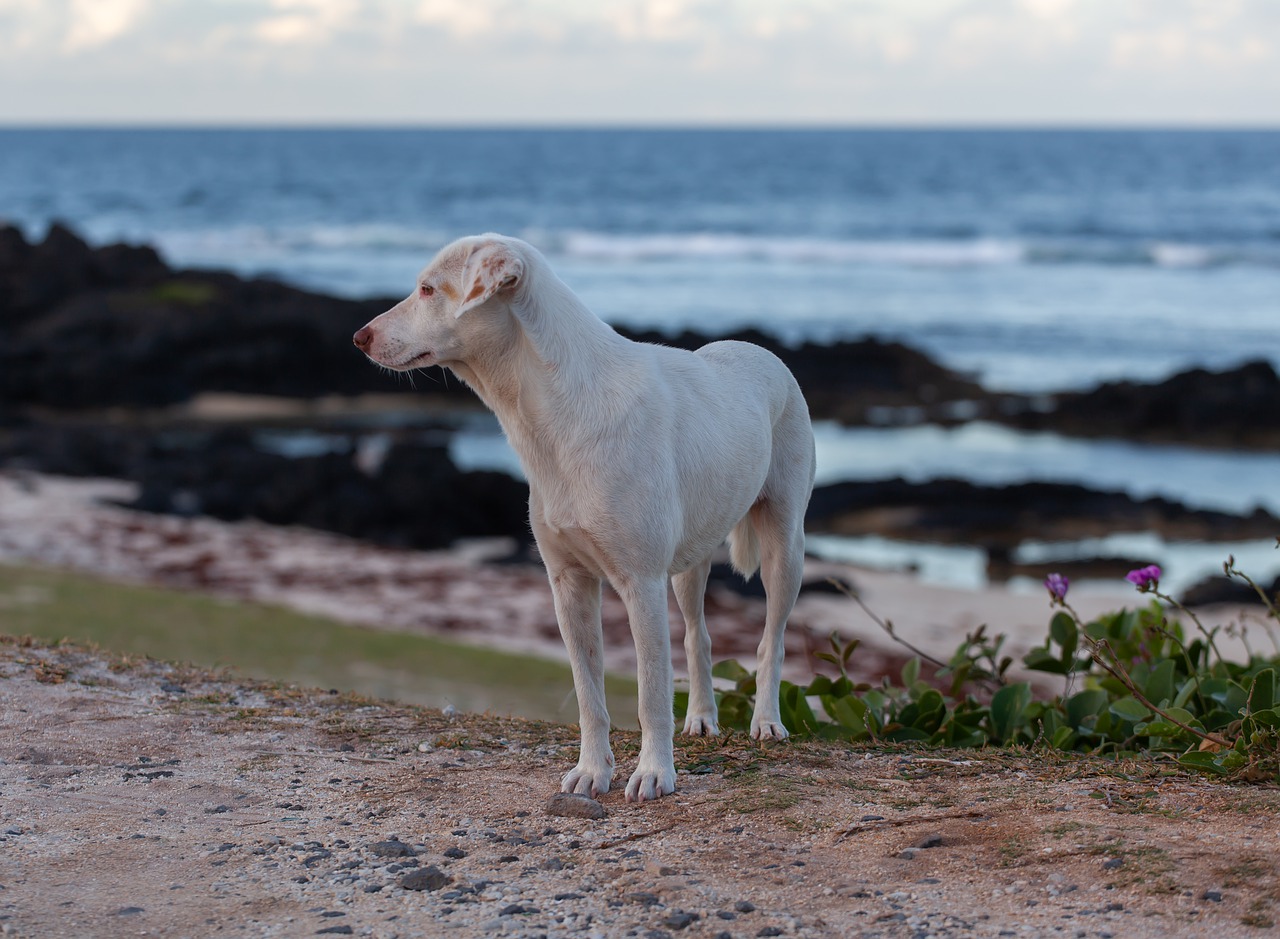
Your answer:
676;550;1280;783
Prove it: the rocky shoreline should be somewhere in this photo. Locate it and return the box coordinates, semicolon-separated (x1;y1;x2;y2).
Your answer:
3;224;1278;601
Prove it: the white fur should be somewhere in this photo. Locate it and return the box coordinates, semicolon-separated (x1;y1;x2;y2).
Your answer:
354;235;815;802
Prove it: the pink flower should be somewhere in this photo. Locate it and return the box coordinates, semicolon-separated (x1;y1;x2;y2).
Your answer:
1044;572;1070;602
1125;565;1162;591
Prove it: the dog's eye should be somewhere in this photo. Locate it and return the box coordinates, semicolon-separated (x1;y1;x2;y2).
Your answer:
420;284;435;298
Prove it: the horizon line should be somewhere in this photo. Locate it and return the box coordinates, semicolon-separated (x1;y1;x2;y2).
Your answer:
2;119;1280;133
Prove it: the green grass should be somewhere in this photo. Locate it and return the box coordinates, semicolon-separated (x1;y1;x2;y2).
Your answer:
0;563;638;726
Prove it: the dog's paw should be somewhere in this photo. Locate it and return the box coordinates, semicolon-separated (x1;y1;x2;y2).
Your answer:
682;713;721;737
561;763;613;798
750;717;790;741
624;763;677;803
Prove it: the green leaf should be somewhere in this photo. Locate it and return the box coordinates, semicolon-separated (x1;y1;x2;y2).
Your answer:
1109;696;1152;723
1022;647;1068;675
1065;689;1109;730
901;657;921;688
1178;751;1231;775
825;696;869;737
1144;659;1177;707
712;659;750;682
1247;668;1277;713
1050;612;1078;659
1050;726;1077;750
990;682;1032;743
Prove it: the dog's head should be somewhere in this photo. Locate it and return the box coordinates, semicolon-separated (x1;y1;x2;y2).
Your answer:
353;234;526;371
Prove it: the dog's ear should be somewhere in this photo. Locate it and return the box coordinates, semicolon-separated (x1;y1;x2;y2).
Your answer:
455;241;524;318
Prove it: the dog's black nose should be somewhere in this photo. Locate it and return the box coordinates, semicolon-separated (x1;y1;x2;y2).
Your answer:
353;326;373;350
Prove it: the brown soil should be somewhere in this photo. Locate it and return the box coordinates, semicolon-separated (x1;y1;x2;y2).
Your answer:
2;638;1278;938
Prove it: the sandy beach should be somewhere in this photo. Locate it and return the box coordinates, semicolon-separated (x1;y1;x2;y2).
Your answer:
0;469;1213;701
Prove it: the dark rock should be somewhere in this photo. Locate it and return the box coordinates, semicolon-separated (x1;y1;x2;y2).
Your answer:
662;911;699;930
369;839;416;858
1202;889;1223;902
1181;575;1280;607
808;476;1280;547
399;866;451;892
1017;360;1280;449
734;900;757;913
547;792;607;820
317;927;353;936
115;907;145;916
756;928;785;938
629;892;663;908
443;847;467;859
913;833;943;849
1102;858;1124;871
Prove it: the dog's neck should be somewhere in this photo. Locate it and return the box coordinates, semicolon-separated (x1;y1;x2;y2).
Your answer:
449;259;634;467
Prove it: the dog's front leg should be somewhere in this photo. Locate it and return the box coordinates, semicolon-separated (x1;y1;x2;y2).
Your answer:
616;575;677;802
550;567;615;797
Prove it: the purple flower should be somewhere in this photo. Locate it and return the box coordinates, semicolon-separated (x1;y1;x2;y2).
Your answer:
1125;564;1162;591
1044;572;1070;602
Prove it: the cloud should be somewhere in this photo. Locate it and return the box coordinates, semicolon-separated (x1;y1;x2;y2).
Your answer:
63;0;149;51
0;0;1277;123
252;0;358;46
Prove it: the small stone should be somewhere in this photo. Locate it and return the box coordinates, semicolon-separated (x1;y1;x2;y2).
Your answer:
914;833;943;849
317;927;353;936
734;900;757;913
159;682;185;694
860;815;885;822
547;792;607;820
443;847;467;860
540;857;566;871
339;743;355;752
757;928;785;938
629;892;663;908
717;911;737;920
115;907;144;916
662;911;699;930
400;866;451;892
500;903;537;916
204;805;231;814
369;839;416;858
1102;858;1124;871
554;892;584;900
1202;890;1223;903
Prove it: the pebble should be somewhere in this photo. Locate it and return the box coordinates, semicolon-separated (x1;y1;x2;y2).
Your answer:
734;900;757;913
662;911;699;930
1202;890;1223;902
368;839;416;858
399;866;452;892
1102;857;1124;870
547;792;606;819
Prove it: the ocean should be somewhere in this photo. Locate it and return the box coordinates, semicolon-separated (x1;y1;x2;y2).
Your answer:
3;127;1279;591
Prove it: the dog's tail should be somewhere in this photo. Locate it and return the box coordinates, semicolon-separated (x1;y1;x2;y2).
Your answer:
727;514;761;579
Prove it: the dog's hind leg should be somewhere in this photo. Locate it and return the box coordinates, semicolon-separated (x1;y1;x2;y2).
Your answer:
673;557;719;736
615;574;678;801
550;566;616;797
750;503;806;741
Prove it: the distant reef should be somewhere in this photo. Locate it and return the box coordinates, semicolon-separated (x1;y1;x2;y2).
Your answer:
4;223;1277;448
3;224;1278;595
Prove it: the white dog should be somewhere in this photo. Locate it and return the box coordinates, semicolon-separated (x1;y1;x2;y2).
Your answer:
354;235;815;802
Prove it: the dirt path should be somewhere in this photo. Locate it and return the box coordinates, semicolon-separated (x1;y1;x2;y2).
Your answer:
2;639;1277;938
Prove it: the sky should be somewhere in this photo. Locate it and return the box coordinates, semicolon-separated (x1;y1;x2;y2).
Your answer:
1;0;1278;126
